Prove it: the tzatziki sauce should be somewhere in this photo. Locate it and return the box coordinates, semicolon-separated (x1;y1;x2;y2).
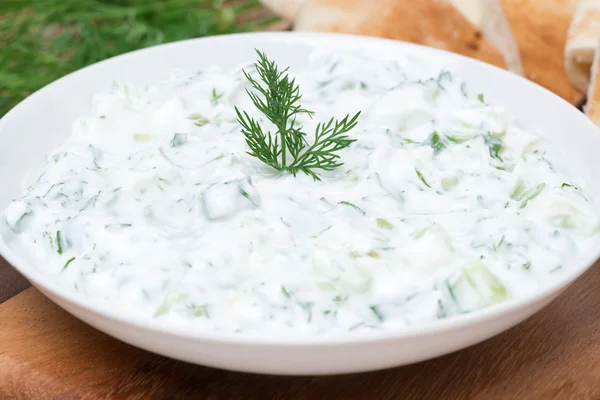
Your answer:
3;51;599;336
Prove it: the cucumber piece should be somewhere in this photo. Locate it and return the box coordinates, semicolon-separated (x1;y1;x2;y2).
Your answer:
201;177;260;220
170;133;187;147
448;261;509;312
376;218;393;230
133;133;152;142
154;292;189;318
510;179;546;208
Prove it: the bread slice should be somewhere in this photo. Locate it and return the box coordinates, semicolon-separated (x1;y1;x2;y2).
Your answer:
500;0;581;102
585;34;600;125
565;0;600;94
259;0;307;21
293;0;509;69
451;0;523;74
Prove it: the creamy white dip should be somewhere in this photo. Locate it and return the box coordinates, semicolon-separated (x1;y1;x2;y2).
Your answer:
3;51;599;335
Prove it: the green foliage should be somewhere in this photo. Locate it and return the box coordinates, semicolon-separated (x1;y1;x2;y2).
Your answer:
0;0;275;117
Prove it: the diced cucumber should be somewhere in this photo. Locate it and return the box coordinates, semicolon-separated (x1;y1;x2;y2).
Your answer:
133;133;152;142
154;292;189;318
521;140;540;160
4;201;32;232
448;261;509;312
510;179;546;208
316;281;336;291
441;175;460;191
170;133;187;147
201;177;260;220
510;178;526;200
376;218;393;230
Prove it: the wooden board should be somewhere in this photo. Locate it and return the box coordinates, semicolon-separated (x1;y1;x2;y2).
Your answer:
2;254;600;399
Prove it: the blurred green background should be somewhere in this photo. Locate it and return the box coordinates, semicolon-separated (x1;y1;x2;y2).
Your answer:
0;0;278;117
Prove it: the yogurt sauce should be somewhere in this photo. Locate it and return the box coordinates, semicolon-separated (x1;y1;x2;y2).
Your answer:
3;51;599;335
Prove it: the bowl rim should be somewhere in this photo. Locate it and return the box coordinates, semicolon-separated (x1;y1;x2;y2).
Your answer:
1;30;599;346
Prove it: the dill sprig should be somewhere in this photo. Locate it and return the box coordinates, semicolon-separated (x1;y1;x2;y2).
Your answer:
235;49;361;180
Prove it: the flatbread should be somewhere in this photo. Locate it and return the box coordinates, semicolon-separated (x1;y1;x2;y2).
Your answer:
585;35;600;125
565;0;600;94
500;0;581;102
449;0;523;74
293;0;508;69
259;0;306;21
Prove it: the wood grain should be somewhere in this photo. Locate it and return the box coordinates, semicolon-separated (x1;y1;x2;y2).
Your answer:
1;260;600;399
0;256;30;304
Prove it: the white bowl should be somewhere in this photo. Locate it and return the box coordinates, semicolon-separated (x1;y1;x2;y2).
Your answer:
1;32;600;375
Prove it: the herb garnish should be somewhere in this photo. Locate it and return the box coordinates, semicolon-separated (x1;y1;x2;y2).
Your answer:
56;230;63;254
62;256;76;271
235;50;361;180
483;133;503;161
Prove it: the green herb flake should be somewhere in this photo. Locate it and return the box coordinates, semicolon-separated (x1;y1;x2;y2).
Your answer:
415;169;432;188
211;88;223;106
436;71;452;90
188;304;210;318
281;285;292;299
369;305;385;322
56;230;63;255
333;295;348;303
62;256;76;271
429;131;446;155
492;235;505;252
338;200;366;215
446;280;458;303
477;93;485;103
446;135;470;144
300;301;314;323
483;133;503;161
460;82;468;97
561;182;580;190
367;250;380;259
104;223;132;231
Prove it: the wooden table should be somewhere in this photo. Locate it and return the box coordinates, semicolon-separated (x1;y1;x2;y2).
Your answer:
2;255;600;399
